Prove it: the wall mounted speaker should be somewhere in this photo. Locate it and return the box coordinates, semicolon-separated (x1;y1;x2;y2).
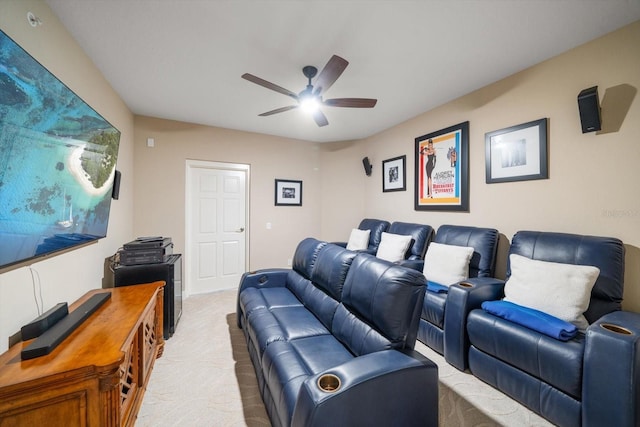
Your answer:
362;157;372;176
112;170;121;200
578;86;602;133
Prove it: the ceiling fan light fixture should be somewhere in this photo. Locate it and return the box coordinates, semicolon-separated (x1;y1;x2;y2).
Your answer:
299;94;320;114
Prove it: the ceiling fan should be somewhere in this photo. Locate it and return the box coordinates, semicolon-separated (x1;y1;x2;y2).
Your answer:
241;55;377;127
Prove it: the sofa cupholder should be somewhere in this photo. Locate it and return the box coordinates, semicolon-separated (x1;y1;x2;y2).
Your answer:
317;374;341;393
458;282;473;288
600;323;633;335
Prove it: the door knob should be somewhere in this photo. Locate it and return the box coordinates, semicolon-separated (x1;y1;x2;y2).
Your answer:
236;227;245;233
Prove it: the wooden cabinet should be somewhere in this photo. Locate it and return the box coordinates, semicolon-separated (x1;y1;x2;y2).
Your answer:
0;281;165;427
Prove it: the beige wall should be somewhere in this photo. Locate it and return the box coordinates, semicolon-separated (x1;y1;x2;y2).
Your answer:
0;0;135;353
133;117;322;271
1;1;638;354
320;20;640;312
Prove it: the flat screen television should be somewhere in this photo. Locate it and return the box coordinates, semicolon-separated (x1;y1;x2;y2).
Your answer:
0;29;121;270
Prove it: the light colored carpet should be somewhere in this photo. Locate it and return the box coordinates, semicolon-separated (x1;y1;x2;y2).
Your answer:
136;290;553;427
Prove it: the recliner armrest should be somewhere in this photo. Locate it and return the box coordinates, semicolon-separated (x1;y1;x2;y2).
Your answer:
443;277;505;371
395;259;424;272
292;349;438;427
583;310;640;427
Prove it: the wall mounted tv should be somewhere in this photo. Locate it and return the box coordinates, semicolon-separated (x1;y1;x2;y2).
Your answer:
0;29;121;270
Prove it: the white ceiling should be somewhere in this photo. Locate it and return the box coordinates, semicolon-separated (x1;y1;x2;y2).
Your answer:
45;0;640;143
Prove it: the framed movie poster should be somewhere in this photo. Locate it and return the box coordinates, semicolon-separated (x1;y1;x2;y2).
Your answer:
274;179;302;206
414;121;469;211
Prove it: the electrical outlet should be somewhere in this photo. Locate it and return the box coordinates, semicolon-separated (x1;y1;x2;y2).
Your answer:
287;258;292;266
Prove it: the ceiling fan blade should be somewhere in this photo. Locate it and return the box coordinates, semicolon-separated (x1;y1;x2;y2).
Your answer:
313;55;349;96
312;110;329;127
324;98;378;108
242;73;298;99
259;105;298;116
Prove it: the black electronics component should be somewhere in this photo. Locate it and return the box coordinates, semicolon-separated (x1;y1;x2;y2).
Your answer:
21;302;69;341
21;292;111;360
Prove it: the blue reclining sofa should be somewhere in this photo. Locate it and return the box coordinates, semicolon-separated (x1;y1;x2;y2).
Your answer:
466;231;640;427
418;224;501;370
236;238;438;427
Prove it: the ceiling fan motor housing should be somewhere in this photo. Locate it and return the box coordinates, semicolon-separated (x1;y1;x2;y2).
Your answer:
302;65;318;79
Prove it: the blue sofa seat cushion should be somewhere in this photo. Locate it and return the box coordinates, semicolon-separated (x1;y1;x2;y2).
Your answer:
261;337;354;427
422;289;447;329
467;308;585;399
482;300;578;341
246;304;331;357
239;286;303;319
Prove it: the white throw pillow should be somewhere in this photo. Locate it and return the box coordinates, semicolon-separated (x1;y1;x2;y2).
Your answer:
423;242;474;286
346;228;370;251
504;254;600;330
376;232;413;262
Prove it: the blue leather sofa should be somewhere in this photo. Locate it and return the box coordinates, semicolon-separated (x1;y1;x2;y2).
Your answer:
418;224;501;370
236;238;438;427
466;231;640;427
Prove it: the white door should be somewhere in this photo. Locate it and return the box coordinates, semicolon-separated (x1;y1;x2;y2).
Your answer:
185;160;249;295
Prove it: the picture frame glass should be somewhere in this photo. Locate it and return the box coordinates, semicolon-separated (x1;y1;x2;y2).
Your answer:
382;155;406;192
485;118;548;184
275;179;302;206
415;122;469;211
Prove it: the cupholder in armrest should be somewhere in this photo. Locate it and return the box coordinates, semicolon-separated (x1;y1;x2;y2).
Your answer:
458;282;473;288
317;373;341;393
600;323;633;335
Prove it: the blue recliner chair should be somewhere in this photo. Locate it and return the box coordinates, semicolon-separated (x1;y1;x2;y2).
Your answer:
466;231;640;427
418;224;501;370
385;221;434;270
335;218;390;254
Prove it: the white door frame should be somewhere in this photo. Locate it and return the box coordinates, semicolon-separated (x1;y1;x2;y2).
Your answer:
184;159;250;297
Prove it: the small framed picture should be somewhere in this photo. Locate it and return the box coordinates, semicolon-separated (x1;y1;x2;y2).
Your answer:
275;179;302;206
485;118;548;183
382;155;406;192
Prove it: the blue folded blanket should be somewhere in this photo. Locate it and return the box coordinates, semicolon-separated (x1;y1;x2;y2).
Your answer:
426;281;449;293
481;300;578;341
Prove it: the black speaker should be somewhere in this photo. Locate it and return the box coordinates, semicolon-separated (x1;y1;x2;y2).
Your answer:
577;86;601;133
112;170;121;200
362;157;372;176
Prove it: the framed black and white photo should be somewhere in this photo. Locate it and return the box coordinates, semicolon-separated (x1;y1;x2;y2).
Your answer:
382;155;406;192
485;118;548;183
275;179;302;206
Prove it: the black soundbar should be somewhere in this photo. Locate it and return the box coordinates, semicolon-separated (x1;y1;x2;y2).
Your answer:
21;291;112;360
21;302;69;340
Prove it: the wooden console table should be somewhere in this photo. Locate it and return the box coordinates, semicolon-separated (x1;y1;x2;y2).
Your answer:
0;281;165;427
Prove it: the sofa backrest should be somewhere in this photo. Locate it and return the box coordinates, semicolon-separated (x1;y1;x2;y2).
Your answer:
333;253;426;355
358;218;391;253
289;240;357;331
434;224;499;278
508;230;625;323
291;237;327;279
387;221;434;260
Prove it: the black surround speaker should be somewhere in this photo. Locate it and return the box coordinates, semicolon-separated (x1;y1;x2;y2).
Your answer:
577;86;602;133
112;170;121;199
362;157;372;176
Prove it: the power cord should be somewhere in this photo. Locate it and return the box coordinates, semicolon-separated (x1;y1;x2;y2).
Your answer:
28;266;44;316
